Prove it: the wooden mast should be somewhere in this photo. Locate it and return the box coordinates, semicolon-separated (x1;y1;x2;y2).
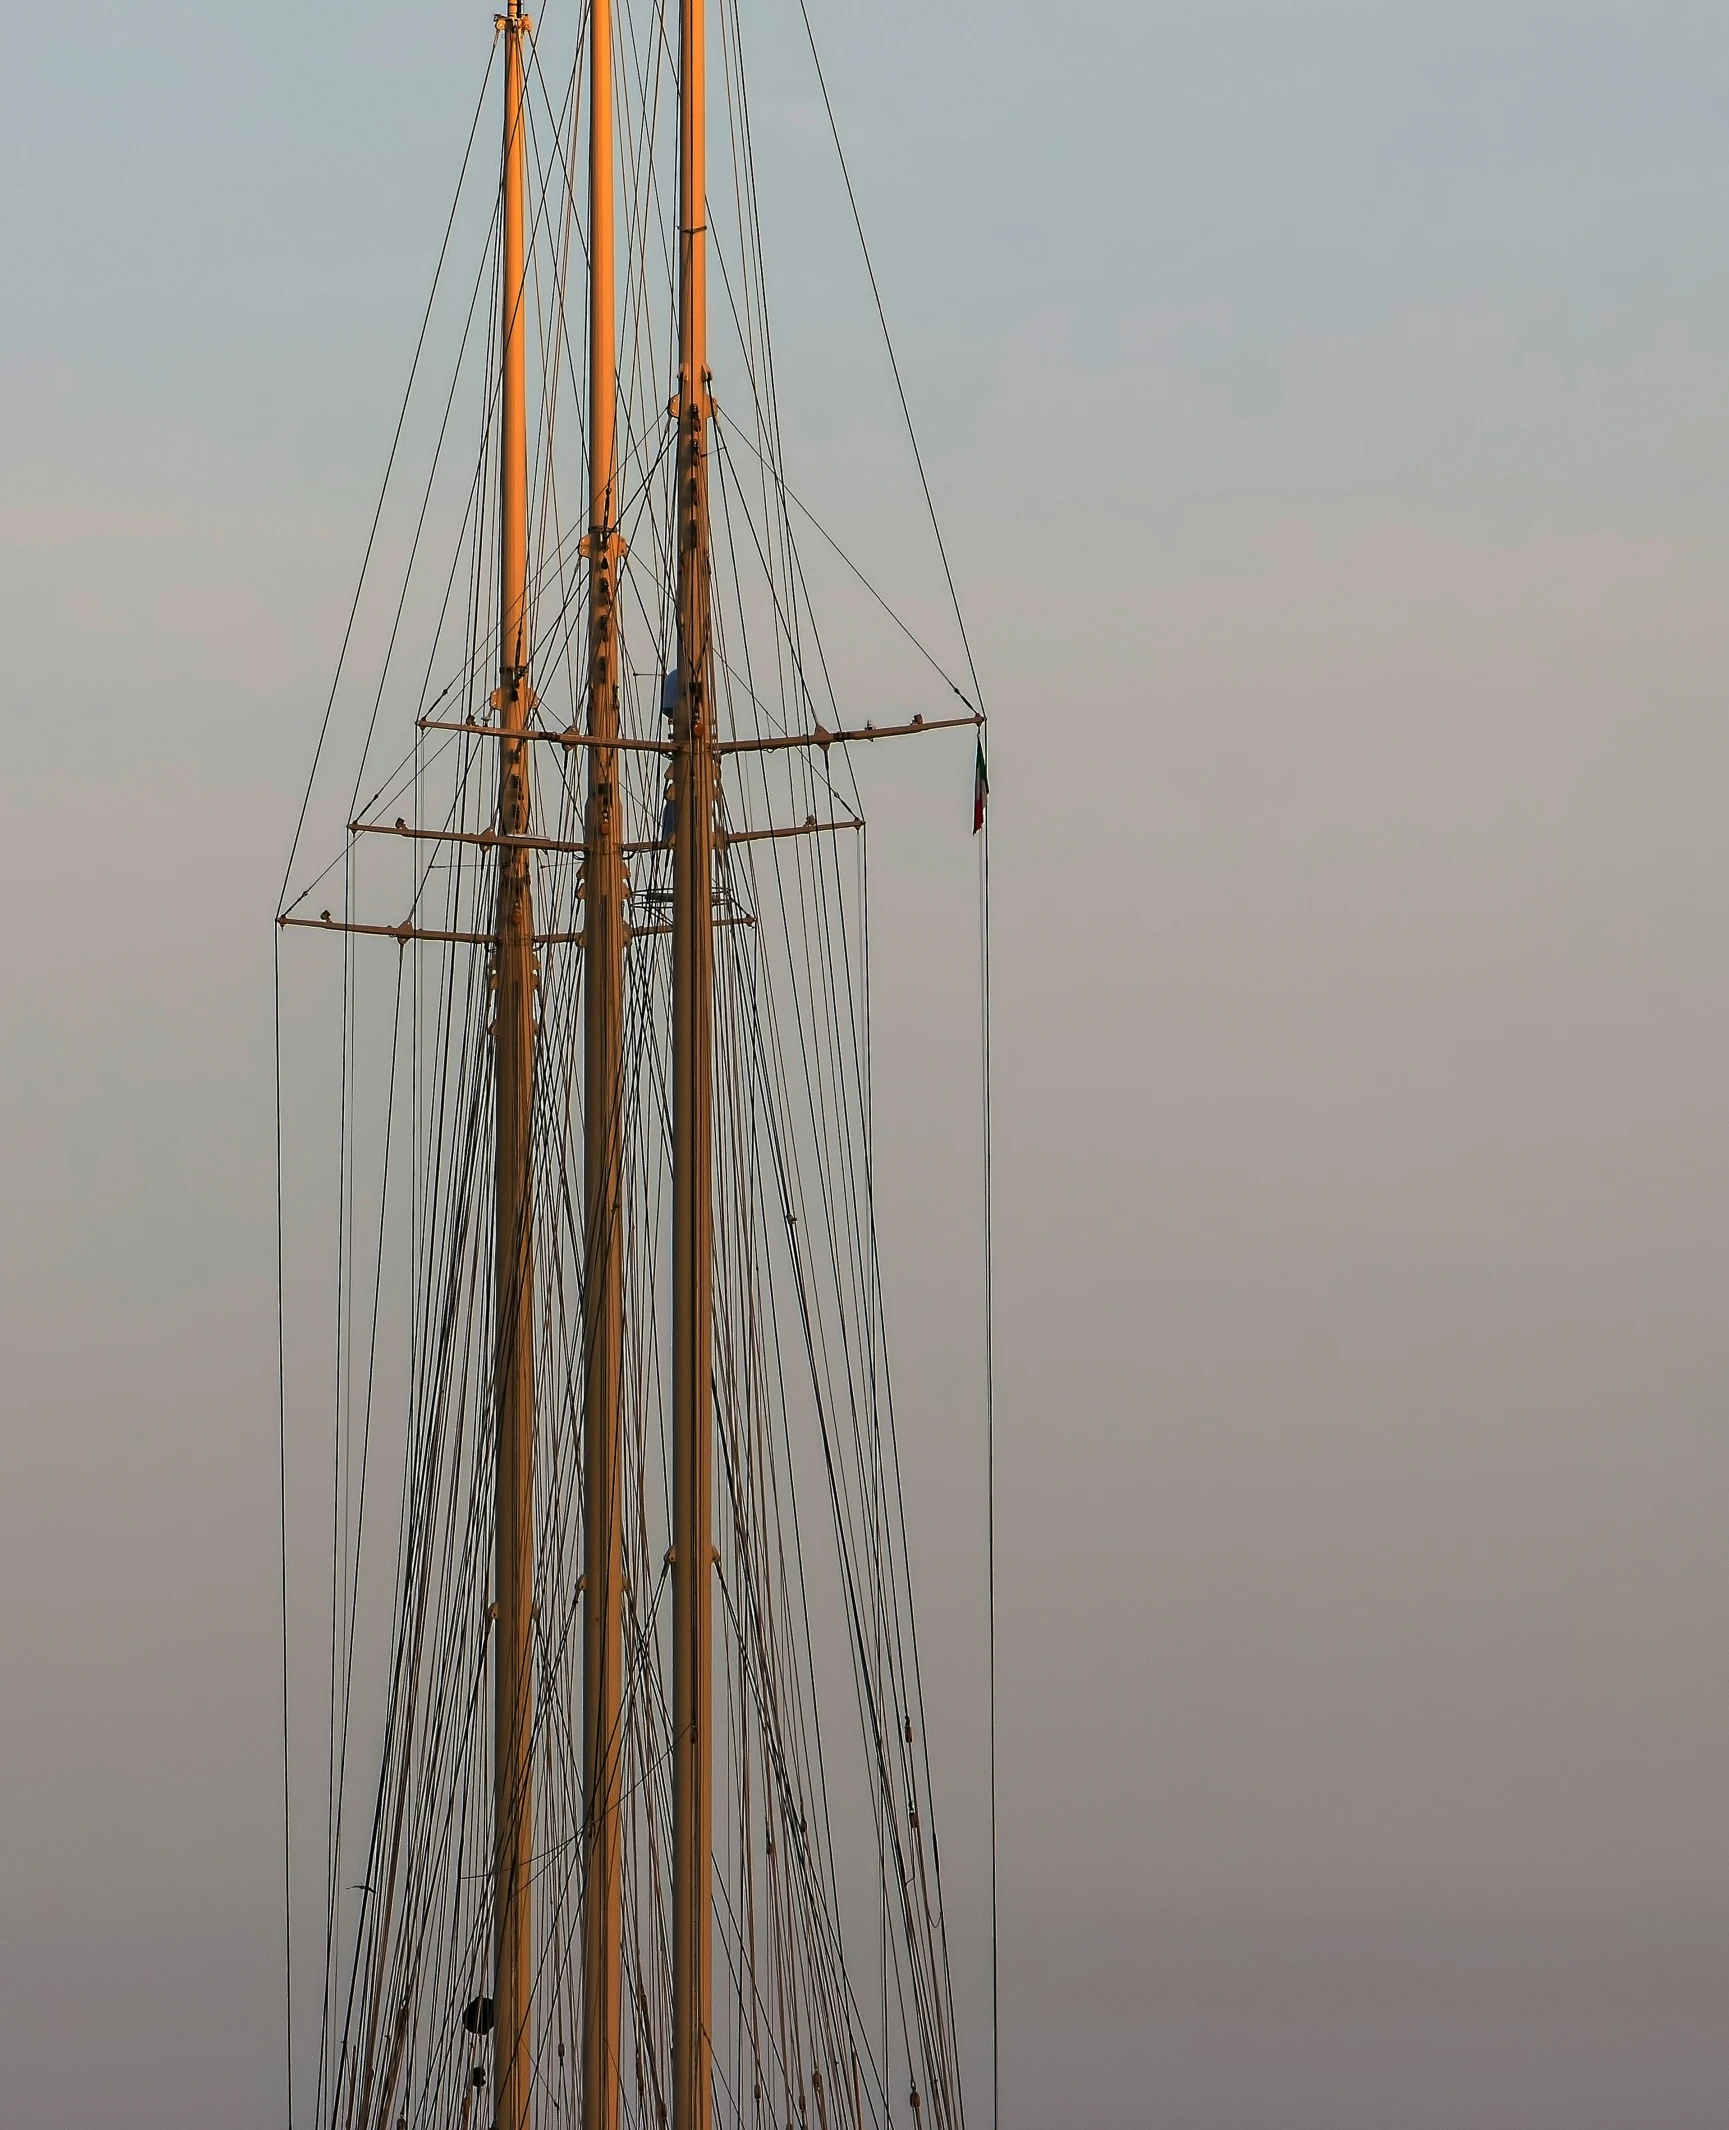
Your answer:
581;0;626;2115
493;6;537;2127
671;0;715;2111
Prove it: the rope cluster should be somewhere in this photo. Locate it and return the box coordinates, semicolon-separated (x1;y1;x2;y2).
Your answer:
276;2;991;2124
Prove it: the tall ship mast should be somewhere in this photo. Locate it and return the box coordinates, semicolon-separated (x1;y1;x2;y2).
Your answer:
277;4;989;2127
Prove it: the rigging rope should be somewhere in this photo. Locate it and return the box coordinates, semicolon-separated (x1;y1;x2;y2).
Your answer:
978;803;997;2130
277;49;499;916
786;0;985;719
274;929;297;2130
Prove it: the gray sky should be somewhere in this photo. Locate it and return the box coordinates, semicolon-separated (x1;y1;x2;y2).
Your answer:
5;1;1729;2125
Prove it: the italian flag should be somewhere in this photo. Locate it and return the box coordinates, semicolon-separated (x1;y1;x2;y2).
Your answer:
972;737;989;834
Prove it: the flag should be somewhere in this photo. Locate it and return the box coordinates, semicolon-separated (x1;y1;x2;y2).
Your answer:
972;738;989;834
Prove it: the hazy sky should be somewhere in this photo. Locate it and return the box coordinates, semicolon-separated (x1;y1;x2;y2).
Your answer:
6;2;1729;2125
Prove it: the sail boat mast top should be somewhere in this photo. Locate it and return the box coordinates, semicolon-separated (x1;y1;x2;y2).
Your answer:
670;0;715;2115
493;8;536;2129
581;0;627;2117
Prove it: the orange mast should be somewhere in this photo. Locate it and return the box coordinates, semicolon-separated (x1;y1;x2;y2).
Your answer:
670;0;715;2112
492;6;537;2126
580;0;627;2113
